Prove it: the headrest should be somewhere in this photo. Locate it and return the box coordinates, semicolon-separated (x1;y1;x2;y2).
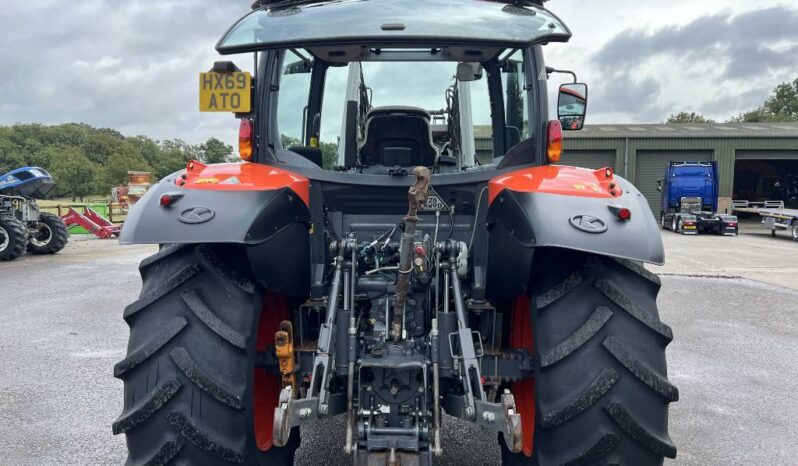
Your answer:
366;106;431;121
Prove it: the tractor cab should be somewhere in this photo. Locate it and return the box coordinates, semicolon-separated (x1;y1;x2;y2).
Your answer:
0;167;56;198
199;0;587;175
0;167;68;261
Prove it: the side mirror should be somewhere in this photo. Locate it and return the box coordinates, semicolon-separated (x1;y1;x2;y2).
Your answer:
657;178;663;192
558;83;588;131
456;62;483;82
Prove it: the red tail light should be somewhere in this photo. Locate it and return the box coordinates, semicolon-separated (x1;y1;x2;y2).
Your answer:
617;208;631;220
239;118;253;162
547;120;563;163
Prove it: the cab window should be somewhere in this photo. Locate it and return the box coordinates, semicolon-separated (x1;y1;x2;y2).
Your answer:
277;50;313;147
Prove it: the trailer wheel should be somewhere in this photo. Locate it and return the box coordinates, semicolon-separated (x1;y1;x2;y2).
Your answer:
676;218;683;234
500;249;677;465
659;213;666;230
27;212;68;254
113;244;300;466
0;216;28;261
670;216;677;233
791;221;798;242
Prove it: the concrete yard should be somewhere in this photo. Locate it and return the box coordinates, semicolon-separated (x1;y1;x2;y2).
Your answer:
0;228;796;465
650;219;798;291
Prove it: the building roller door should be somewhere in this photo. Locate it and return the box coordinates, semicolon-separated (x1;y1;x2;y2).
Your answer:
560;150;616;170
735;150;798;161
635;150;713;214
734;150;798;207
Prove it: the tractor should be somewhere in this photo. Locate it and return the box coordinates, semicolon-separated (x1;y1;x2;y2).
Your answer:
114;1;678;465
0;167;68;261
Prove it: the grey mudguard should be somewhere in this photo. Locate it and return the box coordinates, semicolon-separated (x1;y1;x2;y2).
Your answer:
486;175;662;298
488;175;664;265
119;174;310;245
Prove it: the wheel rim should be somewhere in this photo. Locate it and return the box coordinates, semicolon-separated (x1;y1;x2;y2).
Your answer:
510;295;535;457
0;226;8;252
672;218;677;231
29;223;53;247
792;224;798;239
253;291;291;451
677;219;683;232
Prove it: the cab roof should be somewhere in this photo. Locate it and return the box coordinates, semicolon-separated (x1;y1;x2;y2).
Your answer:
217;0;571;55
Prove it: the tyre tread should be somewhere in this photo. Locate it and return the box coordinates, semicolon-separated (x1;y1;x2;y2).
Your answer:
181;290;247;350
536;258;602;309
541;368;620;429
508;253;677;465
116;244;298;465
594;279;673;341
170;347;243;409
0;216;28;261
540;306;612;368
112;379;182;435
26;212;68;255
610;258;661;287
113;317;187;378
561;433;620;466
605;402;677;459
195;245;255;294
167;411;246;463
123;265;200;320
603;336;679;402
142;440;183;466
139;244;189;272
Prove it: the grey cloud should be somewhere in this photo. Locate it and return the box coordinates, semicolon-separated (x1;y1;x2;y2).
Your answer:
589;74;663;117
583;5;798;122
700;86;770;116
724;43;798;79
0;0;247;145
594;6;798;80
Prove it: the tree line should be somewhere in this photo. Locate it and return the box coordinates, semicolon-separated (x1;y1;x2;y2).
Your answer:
667;78;798;124
0;123;233;201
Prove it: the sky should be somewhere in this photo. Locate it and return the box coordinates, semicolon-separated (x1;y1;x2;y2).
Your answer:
1;0;797;148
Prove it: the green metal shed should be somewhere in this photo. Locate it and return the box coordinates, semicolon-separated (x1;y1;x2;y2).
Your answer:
562;122;798;213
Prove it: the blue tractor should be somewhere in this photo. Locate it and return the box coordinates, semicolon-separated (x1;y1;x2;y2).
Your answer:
658;161;738;235
0;167;69;261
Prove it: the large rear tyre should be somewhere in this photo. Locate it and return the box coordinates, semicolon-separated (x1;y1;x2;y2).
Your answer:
500;250;677;465
0;216;28;261
113;244;299;465
791;221;798;242
27;212;68;254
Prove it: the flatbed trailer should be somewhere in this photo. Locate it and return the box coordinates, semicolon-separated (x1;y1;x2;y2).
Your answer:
758;207;798;241
732;200;785;215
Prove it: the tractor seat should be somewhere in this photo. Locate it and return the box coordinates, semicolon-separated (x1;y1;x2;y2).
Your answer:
358;106;438;167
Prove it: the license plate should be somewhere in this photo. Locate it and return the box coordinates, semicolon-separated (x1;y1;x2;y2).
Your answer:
199;72;251;112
